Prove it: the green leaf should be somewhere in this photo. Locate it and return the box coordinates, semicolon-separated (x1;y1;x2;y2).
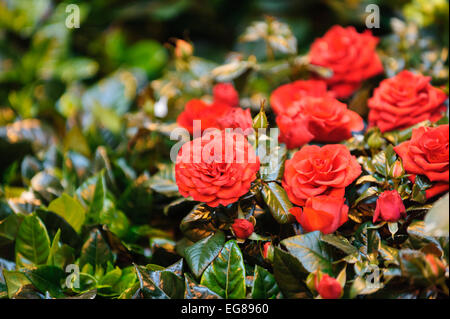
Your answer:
48;194;86;233
281;232;333;273
200;240;246;299
87;171;108;222
272;247;309;299
184;275;222;299
0;213;23;244
321;234;358;256
24;265;66;298
411;175;432;204
149;163;179;197
184;231;225;278
261;182;293;224
2;270;31;299
134;261;185;299
46;229;61;266
353;186;378;207
180;204;220;242
79;229;113;271
15;214;50;267
251;265;280;299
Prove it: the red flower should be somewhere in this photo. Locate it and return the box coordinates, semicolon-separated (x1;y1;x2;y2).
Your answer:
289;195;348;234
368;70;447;132
373;190;406;223
175;130;260;207
282;144;361;206
394;125;449;199
276;95;364;149
213;83;239;107
270;80;332;116
218;107;253;134
315;274;342;299
177;99;231;134
232;219;254;239
309;25;383;99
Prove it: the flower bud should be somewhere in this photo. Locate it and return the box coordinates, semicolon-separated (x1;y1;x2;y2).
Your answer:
390;160;404;178
262;242;273;261
252;103;268;130
373;190;406;223
315;274;342;299
232;219;254;239
174;39;193;59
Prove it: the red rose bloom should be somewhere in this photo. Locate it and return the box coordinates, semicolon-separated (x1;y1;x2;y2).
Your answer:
368;70;447;132
282;144;361;206
232;219;254;239
394;125;449;199
213;83;239;107
373;190;406;223
218;108;253;134
177;99;231;134
270;80;332;116
175;130;260;207
309;25;383;99
276;95;364;149
289;195;348;234
315;274;342;299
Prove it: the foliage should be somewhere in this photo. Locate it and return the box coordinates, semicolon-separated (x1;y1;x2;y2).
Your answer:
0;0;448;299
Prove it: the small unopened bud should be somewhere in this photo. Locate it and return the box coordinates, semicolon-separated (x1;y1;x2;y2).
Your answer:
262;242;274;261
174;39;193;59
253;101;268;130
390;160;404;178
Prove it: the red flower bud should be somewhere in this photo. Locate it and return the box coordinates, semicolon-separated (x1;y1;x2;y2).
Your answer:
373;190;406;223
315;274;342;299
213;83;239;107
263;242;272;260
232;219;254;239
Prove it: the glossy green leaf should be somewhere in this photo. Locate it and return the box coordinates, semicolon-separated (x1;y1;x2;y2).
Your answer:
272;247;309;299
184;231;225;278
261;182;293;224
184;275;222;299
24;265;66;298
200;240;246;299
281;232;333;273
15;214;50;267
48;194;86;233
251;265;280;299
79;229;113;271
134;262;185;299
321;234;358;256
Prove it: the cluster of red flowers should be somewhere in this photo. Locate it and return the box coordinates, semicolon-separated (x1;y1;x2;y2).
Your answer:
174;25;448;250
